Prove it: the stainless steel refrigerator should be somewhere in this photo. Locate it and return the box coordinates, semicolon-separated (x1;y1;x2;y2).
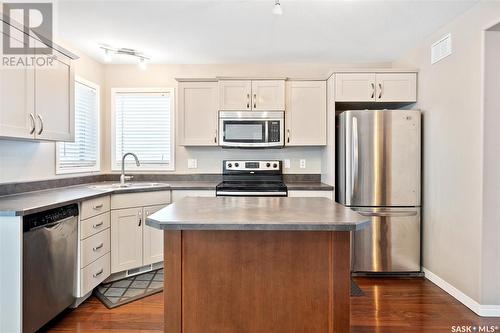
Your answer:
336;109;421;273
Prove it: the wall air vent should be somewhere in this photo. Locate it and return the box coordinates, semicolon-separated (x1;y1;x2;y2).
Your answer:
431;33;452;65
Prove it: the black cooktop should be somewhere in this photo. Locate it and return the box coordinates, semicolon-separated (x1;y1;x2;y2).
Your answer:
216;160;287;196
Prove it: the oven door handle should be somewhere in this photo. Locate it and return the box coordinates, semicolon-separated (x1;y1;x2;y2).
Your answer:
216;191;288;196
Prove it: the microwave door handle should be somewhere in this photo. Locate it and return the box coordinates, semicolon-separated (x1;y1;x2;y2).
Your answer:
265;121;269;143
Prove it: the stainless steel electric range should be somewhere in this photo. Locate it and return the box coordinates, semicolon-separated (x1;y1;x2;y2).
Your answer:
216;160;288;197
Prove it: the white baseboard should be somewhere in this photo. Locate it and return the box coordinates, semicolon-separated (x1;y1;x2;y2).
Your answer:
423;268;500;317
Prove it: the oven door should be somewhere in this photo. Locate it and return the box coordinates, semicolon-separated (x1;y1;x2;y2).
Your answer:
218;111;284;148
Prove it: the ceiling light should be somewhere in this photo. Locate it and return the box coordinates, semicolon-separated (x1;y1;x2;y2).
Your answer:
104;49;112;63
138;57;147;70
273;0;283;15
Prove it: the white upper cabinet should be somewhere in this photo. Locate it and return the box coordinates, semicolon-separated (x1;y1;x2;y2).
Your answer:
285;81;327;146
251;80;285;110
178;81;219;146
0;22;76;142
0;63;35;139
219;80;285;111
375;73;417;102
219;80;252;110
335;73;417;102
34;53;75;141
335;73;376;102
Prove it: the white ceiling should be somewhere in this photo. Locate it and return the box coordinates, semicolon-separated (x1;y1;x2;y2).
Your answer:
55;0;478;64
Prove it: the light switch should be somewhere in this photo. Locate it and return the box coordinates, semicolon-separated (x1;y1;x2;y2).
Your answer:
188;159;198;169
299;159;306;169
284;159;291;169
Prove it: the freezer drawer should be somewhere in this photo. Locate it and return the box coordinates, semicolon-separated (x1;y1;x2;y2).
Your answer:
352;207;421;272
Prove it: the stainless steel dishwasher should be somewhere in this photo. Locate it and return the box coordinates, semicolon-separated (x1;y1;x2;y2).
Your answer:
23;204;78;333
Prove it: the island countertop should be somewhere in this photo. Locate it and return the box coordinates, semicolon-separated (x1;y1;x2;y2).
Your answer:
146;196;369;231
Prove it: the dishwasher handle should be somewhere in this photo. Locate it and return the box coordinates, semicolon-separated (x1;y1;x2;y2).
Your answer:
23;204;79;232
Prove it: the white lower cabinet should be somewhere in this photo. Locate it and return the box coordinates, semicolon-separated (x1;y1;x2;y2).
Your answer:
110;191;171;274
110;207;144;273
288;190;333;200
80;253;111;296
143;204;166;265
77;196;112;297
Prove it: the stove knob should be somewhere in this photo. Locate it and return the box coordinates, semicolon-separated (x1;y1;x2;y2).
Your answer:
273;163;278;168
266;163;271;167
235;163;239;167
228;163;232;168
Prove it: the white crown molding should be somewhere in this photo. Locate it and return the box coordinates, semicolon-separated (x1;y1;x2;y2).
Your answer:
423;268;500;317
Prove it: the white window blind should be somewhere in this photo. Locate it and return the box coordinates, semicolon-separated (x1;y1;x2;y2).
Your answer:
113;91;173;170
57;80;99;173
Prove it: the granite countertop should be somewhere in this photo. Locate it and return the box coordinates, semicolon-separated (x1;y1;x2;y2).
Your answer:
146;197;368;231
285;182;333;191
0;180;333;217
0;182;172;217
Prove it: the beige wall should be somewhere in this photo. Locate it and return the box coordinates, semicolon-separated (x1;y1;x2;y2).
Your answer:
0;61;390;183
481;28;500;305
0;42;105;183
394;1;500;305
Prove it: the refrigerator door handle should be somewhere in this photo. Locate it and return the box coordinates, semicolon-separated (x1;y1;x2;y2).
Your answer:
355;210;418;217
352;116;359;197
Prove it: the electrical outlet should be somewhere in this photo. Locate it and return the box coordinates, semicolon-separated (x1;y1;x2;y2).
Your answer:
299;159;306;169
187;159;198;169
284;159;291;169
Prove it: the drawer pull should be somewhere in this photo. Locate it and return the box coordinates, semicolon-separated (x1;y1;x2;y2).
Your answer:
93;203;104;210
93;243;104;251
92;221;104;229
93;268;104;278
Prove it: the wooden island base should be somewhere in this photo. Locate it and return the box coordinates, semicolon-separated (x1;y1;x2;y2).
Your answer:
164;230;351;333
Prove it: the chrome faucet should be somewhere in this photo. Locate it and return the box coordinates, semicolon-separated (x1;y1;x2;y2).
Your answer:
120;152;140;186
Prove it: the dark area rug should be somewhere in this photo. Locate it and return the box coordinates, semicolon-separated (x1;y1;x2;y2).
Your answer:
351;279;365;297
94;268;163;308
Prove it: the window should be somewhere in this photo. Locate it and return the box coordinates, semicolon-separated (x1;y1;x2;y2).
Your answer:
56;78;100;174
111;88;174;171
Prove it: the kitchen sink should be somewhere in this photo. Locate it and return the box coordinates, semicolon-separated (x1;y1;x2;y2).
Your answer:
88;182;166;191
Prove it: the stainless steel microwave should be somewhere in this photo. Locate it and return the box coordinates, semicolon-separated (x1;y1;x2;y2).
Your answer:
218;111;284;148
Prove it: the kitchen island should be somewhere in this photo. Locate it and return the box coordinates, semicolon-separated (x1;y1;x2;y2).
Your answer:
147;197;369;333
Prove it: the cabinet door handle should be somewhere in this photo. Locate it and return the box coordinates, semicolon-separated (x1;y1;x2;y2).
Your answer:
93;268;104;278
93;203;104;210
371;83;375;99
29;113;36;134
246;93;250;109
378;83;383;99
92;243;104;251
138;211;142;226
253;93;257;109
287;129;290;143
214;130;217;144
36;114;44;135
92;221;104;229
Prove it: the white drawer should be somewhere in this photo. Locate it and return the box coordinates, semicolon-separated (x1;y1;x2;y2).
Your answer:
111;191;171;210
81;196;111;220
81;228;110;269
81;252;110;296
80;212;110;240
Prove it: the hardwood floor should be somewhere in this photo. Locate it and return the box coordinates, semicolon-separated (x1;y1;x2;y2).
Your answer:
45;277;500;333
